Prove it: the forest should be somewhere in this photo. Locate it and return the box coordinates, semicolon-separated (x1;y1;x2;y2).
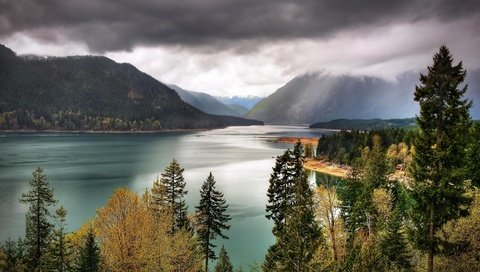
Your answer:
1;45;479;272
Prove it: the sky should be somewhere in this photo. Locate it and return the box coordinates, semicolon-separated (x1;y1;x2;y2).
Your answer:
1;0;480;97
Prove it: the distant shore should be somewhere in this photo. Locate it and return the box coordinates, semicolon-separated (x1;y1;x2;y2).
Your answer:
304;158;349;178
0;128;212;134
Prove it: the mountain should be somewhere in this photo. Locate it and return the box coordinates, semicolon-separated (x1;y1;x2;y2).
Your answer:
310;118;416;130
168;85;249;117
246;71;480;125
215;95;263;110
0;45;262;130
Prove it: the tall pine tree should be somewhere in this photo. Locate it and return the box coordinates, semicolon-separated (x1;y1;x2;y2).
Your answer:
196;172;231;272
410;45;472;272
214;245;233;272
20;166;57;271
264;143;323;271
45;206;73;272
76;226;101;272
152;159;189;232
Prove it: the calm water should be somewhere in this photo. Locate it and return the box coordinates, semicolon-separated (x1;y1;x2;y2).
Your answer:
0;125;334;267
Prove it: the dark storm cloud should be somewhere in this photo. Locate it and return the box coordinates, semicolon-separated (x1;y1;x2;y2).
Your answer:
1;0;479;52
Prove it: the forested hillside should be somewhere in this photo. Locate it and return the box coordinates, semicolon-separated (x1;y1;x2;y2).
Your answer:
0;45;262;130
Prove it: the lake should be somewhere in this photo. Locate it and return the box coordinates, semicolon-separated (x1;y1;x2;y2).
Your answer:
0;125;334;268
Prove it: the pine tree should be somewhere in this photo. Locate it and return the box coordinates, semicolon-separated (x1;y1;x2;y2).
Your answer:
76;226;101;272
278;171;323;271
264;143;323;271
380;209;412;270
152;159;189;232
195;172;231;272
20;166;57;271
214;245;233;272
410;45;472;272
0;237;26;272
45;206;73;272
466;122;480;187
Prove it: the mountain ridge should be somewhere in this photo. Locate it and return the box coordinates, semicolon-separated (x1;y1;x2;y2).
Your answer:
0;44;262;130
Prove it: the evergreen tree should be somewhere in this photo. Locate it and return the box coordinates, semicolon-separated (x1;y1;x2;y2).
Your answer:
214;245;233;272
466;122;480;187
20;166;57;271
76;226;101;272
264;143;322;271
379;209;412;270
277;171;323;271
0;237;26;272
152;159;189;232
45;206;73;272
410;45;472;272
195;172;231;272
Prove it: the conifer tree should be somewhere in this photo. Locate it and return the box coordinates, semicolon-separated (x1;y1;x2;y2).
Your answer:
264;143;322;271
196;172;231;272
214;245;233;272
152;159;189;232
20;166;57;271
0;237;26;272
77;226;101;272
45;206;73;272
278;171;322;271
410;45;472;272
380;209;412;270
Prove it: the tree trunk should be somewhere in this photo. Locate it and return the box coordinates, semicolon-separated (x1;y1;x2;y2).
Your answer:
428;202;435;272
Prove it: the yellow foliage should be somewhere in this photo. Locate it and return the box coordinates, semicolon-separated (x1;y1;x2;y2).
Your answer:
93;188;202;272
372;188;392;223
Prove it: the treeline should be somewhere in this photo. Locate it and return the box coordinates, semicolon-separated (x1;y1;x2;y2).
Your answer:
0;160;236;272
0;110;164;131
316;128;416;165
310;118;416;130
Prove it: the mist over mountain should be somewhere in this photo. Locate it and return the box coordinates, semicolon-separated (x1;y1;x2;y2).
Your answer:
215;96;264;110
246;71;480;125
168;85;249;117
0;44;262;130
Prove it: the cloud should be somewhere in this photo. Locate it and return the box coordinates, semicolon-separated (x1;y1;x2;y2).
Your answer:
1;0;479;52
1;0;479;97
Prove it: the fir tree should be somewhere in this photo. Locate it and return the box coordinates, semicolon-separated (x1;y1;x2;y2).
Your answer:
45;206;73;272
20;166;57;271
410;45;472;272
0;237;26;272
278;171;323;271
76;226;101;272
214;245;233;272
152;159;189;232
264;143;322;271
195;172;231;272
380;209;412;270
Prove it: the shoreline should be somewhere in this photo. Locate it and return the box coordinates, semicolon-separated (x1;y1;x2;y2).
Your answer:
0;128;215;134
304;158;349;178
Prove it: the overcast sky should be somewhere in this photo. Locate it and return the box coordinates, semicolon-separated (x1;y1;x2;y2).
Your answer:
1;0;480;96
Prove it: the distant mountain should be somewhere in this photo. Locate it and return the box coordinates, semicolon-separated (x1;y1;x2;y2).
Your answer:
215;95;264;110
0;44;262;130
310;118;416;130
168;85;249;117
246;71;480;125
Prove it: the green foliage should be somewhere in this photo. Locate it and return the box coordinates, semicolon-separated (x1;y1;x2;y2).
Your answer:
466;122;480;187
44;206;74;272
195;172;231;272
214;245;233;272
316;129;414;165
379;209;412;271
310;118;417;130
152;159;190;232
410;45;472;271
0;45;261;131
20;166;57;271
264;143;323;271
76;226;101;272
0;238;26;272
